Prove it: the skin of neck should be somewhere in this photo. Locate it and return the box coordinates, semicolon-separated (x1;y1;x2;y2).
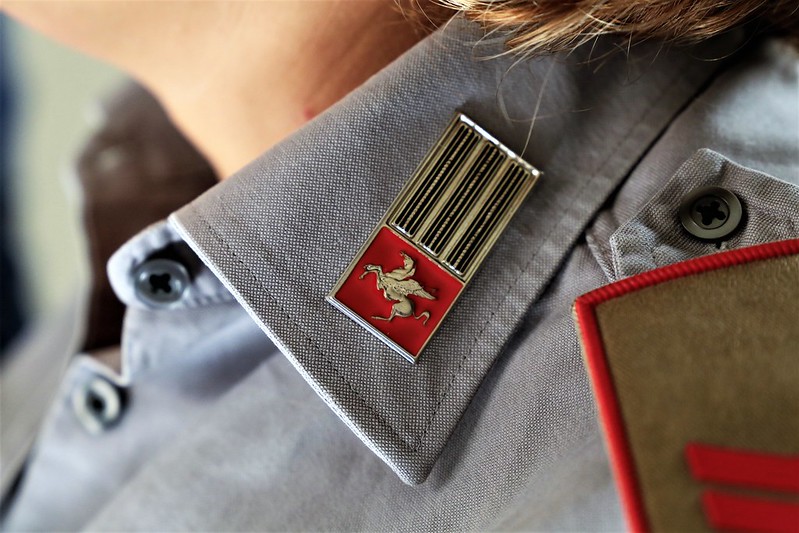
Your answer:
4;1;430;178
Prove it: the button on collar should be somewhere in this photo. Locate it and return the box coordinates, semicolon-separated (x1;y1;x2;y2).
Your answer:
133;258;189;308
71;376;125;435
679;186;744;241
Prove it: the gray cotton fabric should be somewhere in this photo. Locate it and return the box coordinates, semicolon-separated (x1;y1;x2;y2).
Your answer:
585;38;799;279
87;244;621;532
2;223;274;532
2;16;798;533
170;18;747;485
607;149;799;280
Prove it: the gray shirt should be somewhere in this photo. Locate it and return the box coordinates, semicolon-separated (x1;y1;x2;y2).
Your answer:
2;17;798;532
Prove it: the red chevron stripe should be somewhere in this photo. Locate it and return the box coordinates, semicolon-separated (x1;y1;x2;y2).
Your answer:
703;491;799;533
686;443;799;493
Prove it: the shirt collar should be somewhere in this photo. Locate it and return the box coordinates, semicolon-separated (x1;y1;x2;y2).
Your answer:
163;17;743;484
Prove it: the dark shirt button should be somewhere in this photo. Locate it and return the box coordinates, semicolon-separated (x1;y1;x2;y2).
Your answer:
71;376;125;435
132;258;189;308
679;186;743;241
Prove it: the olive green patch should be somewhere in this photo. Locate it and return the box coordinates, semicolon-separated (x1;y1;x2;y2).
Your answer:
594;253;799;531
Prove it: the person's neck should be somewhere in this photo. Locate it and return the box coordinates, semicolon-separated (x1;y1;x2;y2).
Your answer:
135;3;427;179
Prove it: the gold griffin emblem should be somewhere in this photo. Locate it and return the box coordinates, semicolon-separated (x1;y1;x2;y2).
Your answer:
359;251;436;325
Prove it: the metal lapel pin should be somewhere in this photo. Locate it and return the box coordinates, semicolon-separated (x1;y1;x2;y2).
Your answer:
328;113;541;363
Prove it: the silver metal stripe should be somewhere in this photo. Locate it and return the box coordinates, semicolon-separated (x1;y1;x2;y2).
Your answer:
392;123;479;237
419;144;504;256
387;113;540;283
406;134;485;242
443;163;528;276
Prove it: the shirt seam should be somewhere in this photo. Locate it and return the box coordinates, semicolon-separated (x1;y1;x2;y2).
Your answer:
414;64;684;443
198;218;419;451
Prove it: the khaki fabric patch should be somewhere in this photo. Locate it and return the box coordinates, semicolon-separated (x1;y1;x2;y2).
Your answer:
576;242;799;532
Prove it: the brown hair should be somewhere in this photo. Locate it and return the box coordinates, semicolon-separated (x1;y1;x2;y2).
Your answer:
407;0;799;54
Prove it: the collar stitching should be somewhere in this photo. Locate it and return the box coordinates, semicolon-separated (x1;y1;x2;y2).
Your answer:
198;217;419;451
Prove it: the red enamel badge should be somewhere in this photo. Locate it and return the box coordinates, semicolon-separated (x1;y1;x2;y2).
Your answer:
332;227;463;360
328;114;540;362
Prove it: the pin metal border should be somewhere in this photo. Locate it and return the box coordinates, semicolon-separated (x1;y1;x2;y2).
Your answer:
327;113;541;363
